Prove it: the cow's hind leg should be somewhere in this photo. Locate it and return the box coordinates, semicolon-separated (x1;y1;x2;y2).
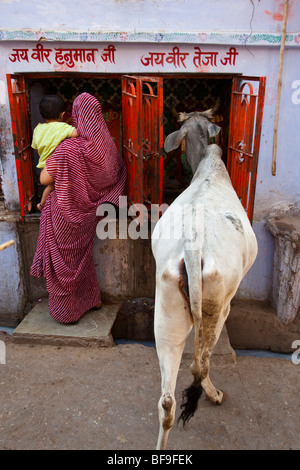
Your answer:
199;304;230;404
178;304;230;425
156;343;184;450
154;272;193;450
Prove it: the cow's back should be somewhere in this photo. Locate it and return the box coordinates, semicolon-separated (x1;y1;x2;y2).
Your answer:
152;144;257;302
190;145;257;303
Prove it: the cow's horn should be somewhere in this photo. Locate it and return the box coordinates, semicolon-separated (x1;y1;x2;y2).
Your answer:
178;112;189;122
203;97;221;119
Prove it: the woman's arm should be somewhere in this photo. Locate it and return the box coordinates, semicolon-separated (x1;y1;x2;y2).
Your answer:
71;128;79;138
40;166;54;186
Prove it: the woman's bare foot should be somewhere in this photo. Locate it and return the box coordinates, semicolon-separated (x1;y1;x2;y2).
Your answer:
92;302;102;310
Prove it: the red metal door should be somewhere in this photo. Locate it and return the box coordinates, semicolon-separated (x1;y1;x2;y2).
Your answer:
227;76;266;223
122;75;163;209
7;74;34;218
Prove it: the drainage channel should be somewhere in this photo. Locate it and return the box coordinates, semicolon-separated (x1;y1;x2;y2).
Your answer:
235;348;293;362
1;327;293;362
115;339;293;361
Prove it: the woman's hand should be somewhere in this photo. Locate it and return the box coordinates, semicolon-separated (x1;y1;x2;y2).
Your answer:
40;167;54;186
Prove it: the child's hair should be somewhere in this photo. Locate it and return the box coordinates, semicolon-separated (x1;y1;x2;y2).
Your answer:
39;95;65;120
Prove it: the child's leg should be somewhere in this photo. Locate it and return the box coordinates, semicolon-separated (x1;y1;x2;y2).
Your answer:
37;183;54;211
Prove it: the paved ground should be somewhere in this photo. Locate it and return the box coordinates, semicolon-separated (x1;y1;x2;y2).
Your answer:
0;327;299;451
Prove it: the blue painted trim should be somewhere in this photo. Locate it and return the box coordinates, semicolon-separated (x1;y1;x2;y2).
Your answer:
0;30;299;46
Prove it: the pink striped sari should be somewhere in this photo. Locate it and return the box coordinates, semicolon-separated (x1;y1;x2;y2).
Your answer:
31;93;126;323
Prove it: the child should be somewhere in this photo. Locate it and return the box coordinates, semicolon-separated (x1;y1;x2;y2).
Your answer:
32;95;79;211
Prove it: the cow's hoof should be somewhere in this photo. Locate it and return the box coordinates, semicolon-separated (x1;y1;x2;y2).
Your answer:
216;390;226;405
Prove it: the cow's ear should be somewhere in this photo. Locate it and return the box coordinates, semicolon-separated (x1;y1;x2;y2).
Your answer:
208;122;221;138
164;128;187;153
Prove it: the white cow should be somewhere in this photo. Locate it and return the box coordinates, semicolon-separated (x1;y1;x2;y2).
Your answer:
151;105;258;450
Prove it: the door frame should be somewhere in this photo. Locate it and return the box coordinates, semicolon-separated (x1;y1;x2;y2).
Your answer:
6;72;265;223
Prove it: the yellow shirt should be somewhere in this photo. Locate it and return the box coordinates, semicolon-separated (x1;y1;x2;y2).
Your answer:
32;122;75;169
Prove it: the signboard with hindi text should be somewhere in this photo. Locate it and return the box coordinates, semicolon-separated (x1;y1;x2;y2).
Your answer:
5;42;241;74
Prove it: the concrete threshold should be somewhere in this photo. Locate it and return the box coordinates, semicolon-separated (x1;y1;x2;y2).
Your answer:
11;299;120;348
226;299;300;353
10;298;236;364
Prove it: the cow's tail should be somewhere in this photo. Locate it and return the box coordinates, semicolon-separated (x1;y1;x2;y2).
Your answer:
178;247;203;427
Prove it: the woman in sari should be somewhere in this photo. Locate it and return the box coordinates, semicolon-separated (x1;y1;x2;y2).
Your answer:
31;93;126;323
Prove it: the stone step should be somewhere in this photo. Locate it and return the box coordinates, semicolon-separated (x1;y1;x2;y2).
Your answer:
226;299;300;353
11;299;120;348
11;298;236;363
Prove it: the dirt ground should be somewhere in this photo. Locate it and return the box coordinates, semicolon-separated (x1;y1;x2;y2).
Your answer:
0;329;300;451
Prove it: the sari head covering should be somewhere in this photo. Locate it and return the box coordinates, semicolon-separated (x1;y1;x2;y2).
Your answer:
30;93;126;323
